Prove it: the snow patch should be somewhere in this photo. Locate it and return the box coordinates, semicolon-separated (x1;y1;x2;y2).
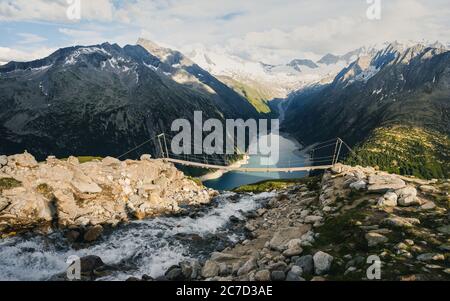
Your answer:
64;47;110;66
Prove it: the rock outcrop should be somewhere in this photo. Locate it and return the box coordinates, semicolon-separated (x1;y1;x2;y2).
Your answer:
0;152;216;237
155;163;448;281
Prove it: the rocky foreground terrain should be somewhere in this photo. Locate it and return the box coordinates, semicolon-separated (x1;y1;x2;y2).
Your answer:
1;156;449;281
149;164;449;281
0;152;216;241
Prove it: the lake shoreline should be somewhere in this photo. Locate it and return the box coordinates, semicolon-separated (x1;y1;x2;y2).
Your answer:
198;155;250;182
201;131;313;191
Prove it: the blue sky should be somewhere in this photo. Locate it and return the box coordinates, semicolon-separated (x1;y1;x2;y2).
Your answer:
0;0;449;64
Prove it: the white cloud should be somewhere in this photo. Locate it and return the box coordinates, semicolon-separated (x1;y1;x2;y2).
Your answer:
0;0;114;22
0;46;55;63
0;0;449;64
58;27;107;46
17;33;47;44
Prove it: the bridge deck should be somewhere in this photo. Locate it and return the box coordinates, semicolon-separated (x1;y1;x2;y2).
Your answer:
161;158;333;173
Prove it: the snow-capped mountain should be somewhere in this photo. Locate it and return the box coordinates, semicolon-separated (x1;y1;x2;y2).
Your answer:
183;46;354;98
284;41;450;147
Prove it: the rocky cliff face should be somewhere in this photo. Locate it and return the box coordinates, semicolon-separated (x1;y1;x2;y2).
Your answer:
0;153;216;240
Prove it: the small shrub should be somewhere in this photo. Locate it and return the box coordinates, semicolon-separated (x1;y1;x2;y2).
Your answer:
36;183;53;198
0;178;22;191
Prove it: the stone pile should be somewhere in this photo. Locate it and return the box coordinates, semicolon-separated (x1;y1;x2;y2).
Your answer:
0;152;216;239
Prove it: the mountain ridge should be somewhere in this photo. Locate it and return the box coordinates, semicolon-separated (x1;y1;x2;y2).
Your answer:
283;42;450;178
0;42;261;160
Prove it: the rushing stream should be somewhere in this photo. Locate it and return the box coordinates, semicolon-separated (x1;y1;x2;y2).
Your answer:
0;192;275;281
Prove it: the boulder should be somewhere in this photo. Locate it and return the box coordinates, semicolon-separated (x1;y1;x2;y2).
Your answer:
80;255;105;274
53;190;81;226
254;269;271;281
420;201;436;210
201;260;220;278
286;266;304;281
383;216;420;228
377;192;398;207
0;196;9;211
237;257;257;276
8;152;38;168
304;215;323;224
295;255;314;275
270;270;286;281
210;252;240;262
417;253;445;262
0;189;53;229
267;261;288;272
218;263;230;276
365;232;388;247
419;185;438;194
102;157;121;166
268;226;310;251
283;247;303;257
0;152;215;234
287;239;302;249
190;260;202;279
165;265;184;281
313;251;333;275
65;230;80;242
179;261;193;279
83;225;104;242
71;180;102;194
67;156;79;165
367;174;406;193
140;154;152;161
395;186;420;206
349;180;367;191
0;155;8;167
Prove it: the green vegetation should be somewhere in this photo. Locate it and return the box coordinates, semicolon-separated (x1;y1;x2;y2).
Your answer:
76;156;103;163
61;156;103;163
234;176;320;193
346;126;450;179
219;76;273;114
36;183;53;198
0;178;22;191
187;176;203;187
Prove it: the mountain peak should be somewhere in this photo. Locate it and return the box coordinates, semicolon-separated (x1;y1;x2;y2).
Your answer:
317;53;340;65
137;37;194;67
288;59;318;70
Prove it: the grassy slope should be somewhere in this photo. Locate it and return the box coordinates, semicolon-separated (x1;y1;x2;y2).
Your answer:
346;126;450;179
218;76;274;114
234;176;320;193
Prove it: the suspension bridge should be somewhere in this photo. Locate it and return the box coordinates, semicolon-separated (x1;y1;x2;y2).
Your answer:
143;133;356;173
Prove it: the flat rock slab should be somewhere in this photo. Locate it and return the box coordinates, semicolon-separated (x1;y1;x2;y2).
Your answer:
367;174;406;193
269;225;311;251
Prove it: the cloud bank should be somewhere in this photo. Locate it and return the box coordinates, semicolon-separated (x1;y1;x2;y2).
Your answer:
0;0;449;64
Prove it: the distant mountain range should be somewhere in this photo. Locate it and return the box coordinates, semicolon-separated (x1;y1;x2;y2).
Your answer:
184;46;352;99
283;42;450;178
0;39;448;178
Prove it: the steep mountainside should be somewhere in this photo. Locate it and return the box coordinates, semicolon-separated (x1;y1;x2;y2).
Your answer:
0;43;259;160
136;38;265;117
284;43;450;178
346;126;450;179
